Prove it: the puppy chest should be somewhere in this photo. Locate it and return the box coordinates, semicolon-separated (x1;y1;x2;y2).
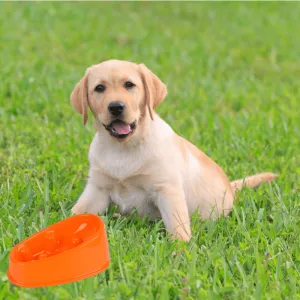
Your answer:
93;147;147;180
109;184;150;213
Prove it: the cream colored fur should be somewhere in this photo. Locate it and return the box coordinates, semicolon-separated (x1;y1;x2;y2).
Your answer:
70;60;277;241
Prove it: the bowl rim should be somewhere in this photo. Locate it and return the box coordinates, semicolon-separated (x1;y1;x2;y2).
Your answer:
9;214;104;266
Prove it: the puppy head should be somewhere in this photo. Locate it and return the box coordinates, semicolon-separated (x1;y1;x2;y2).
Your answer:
70;60;167;141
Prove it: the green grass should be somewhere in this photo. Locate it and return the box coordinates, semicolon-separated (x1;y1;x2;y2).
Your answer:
0;2;299;299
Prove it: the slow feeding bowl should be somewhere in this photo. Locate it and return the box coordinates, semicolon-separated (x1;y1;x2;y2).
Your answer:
7;214;110;288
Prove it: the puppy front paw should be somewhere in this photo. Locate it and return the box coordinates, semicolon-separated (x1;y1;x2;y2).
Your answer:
172;230;191;242
71;202;85;215
71;184;110;215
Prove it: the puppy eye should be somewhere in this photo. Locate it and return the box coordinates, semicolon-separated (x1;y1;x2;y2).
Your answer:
124;81;135;89
95;84;106;92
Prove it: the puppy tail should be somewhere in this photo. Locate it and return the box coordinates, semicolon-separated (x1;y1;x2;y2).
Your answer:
231;172;278;194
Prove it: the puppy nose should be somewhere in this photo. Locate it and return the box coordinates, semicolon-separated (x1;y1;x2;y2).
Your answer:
108;101;126;116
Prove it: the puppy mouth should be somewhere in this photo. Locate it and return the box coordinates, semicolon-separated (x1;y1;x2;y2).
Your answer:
103;120;136;139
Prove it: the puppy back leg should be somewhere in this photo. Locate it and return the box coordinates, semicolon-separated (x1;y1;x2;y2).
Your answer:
72;183;110;215
155;185;191;242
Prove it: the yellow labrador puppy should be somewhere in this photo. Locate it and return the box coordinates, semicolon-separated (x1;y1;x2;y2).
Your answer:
70;60;277;241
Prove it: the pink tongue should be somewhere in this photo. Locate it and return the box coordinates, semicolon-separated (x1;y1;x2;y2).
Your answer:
113;122;131;135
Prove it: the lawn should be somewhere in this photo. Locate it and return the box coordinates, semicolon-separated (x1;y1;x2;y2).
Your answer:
0;2;299;299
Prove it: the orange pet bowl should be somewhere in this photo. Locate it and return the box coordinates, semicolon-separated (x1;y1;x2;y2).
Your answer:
7;214;110;288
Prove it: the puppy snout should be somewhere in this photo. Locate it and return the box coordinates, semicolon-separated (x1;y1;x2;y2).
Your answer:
108;101;126;116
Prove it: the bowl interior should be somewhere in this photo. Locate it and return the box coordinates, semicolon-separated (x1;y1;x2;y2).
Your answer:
13;215;101;263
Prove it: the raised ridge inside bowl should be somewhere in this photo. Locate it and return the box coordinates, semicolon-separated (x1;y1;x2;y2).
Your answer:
13;215;100;263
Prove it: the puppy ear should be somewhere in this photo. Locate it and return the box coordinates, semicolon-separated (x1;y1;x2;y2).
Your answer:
138;64;167;120
70;69;90;125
